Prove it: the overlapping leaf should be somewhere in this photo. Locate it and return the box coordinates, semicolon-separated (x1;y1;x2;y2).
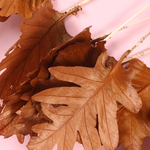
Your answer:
0;23;105;145
118;59;150;150
0;0;49;19
0;94;26;137
28;51;142;150
128;59;150;92
0;1;148;150
0;100;48;143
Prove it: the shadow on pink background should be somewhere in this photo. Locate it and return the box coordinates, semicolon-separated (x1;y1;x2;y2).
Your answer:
0;0;150;149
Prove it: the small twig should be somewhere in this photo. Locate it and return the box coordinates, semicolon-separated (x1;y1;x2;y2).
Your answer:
93;16;150;43
120;16;150;30
104;3;150;41
122;49;150;63
130;32;150;53
121;31;150;63
64;0;92;15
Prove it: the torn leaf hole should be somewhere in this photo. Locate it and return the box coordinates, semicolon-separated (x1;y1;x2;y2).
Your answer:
95;114;99;135
147;109;150;121
0;68;7;75
52;104;68;108
76;131;82;144
9;85;13;90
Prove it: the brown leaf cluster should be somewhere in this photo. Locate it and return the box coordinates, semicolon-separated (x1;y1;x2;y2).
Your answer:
0;1;149;150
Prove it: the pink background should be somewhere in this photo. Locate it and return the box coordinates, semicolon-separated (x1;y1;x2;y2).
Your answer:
0;0;150;149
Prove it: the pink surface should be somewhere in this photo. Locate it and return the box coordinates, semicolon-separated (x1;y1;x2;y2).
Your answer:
0;0;150;150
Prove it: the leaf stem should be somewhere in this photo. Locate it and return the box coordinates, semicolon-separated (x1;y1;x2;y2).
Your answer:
120;16;150;30
92;16;150;43
122;49;150;63
121;31;150;63
103;3;150;41
64;0;92;15
130;32;150;53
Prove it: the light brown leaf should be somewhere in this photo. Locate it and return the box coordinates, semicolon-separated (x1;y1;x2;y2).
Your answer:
128;59;150;92
118;90;150;150
0;1;72;99
28;51;142;150
118;59;150;150
17;133;25;144
0;0;49;19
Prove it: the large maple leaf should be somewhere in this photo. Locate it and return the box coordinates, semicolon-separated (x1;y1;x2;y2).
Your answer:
118;59;150;150
28;51;142;150
0;1;73;99
0;0;49;19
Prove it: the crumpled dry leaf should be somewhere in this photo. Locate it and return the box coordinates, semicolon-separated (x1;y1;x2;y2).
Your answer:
0;1;72;99
28;26;94;87
14;100;48;135
0;0;49;19
28;51;142;150
0;94;26;136
118;59;150;150
30;33;106;88
0;23;106;145
0;97;48;141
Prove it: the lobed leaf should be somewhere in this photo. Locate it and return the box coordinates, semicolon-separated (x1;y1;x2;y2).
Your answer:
28;52;142;150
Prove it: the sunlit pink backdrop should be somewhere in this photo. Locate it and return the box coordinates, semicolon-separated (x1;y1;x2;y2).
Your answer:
0;0;150;150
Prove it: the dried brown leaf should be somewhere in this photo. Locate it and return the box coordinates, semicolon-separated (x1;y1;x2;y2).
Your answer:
128;59;150;92
118;59;150;150
14;100;47;135
0;24;104;140
0;98;47;141
118;96;150;150
0;0;49;19
28;51;142;150
0;1;72;99
0;33;105;147
0;94;26;137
